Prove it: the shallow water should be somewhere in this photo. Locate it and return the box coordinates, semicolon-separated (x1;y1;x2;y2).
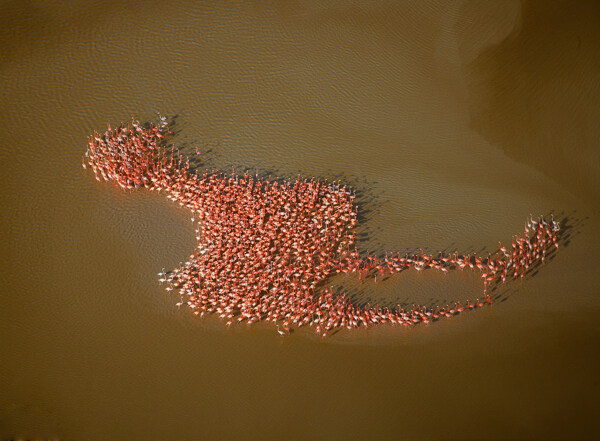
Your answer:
1;1;599;440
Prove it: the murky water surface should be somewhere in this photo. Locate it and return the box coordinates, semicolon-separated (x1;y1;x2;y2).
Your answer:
1;1;599;440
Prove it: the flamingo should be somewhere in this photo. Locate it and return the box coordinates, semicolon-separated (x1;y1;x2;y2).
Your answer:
83;117;559;337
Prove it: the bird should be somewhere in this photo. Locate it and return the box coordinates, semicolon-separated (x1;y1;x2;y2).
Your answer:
83;118;559;337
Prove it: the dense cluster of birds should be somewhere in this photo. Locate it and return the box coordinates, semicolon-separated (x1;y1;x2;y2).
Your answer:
84;118;560;336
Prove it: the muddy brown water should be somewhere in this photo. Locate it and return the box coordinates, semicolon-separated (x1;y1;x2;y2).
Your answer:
1;1;599;440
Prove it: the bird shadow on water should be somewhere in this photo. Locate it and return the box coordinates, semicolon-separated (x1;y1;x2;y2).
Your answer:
470;210;584;306
151;117;585;319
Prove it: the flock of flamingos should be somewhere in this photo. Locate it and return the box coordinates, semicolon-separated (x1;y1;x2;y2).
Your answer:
83;117;560;337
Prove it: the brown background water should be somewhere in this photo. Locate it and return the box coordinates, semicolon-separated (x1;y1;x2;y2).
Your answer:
1;1;599;440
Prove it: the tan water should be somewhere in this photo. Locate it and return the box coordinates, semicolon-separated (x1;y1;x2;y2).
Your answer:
1;1;599;440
